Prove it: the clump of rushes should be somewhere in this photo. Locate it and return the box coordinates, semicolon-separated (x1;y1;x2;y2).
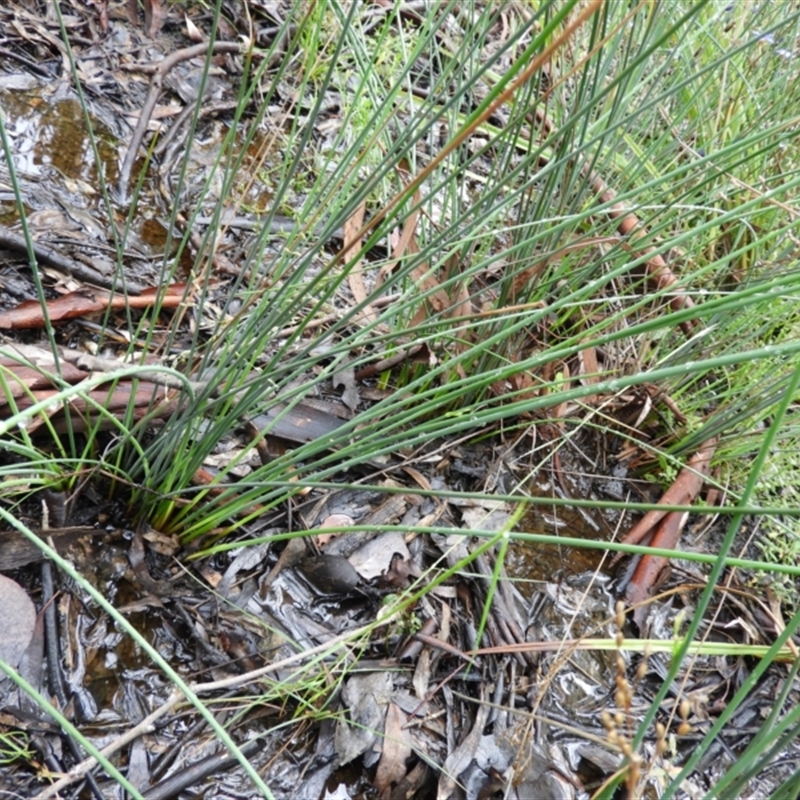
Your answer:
2;1;800;797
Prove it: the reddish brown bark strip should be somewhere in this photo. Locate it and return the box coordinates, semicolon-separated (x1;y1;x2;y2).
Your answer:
624;509;689;627
615;438;717;624
585;169;696;333
0;283;189;329
614;437;717;555
1;381;181;433
528;104;698;332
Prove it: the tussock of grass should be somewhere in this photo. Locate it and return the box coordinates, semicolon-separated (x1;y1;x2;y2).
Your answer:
1;0;800;795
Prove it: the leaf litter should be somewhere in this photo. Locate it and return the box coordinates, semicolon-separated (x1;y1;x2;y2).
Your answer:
0;1;796;799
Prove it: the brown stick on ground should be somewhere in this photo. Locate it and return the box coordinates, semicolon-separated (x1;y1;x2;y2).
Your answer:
624;509;689;629
0;226;146;294
0;283;188;329
118;41;242;201
528;106;698;333
613;437;717;557
1;381;182;434
585;169;696;335
617;437;718;625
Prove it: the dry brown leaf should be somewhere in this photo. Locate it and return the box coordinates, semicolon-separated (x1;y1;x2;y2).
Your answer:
315;514;355;547
578;343;599;384
375;702;413;798
184;14;203;42
390;182;450;324
144;0;166;37
344;200;376;324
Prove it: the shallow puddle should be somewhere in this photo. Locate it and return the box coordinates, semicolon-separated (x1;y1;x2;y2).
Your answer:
505;469;619;594
0;90;119;187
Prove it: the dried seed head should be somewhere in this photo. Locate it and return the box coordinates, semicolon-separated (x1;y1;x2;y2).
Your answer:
626;752;642;788
616;600;626;630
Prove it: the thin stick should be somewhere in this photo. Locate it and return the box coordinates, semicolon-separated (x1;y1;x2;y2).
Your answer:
32;692;183;800
0;226;145;294
118;42;242;200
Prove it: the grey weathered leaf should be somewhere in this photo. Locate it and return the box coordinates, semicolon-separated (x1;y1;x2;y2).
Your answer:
335;672;393;766
0;574;36;668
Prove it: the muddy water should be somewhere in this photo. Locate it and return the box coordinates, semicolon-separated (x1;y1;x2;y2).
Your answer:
505;471;621;595
0;90;119;187
509;501;606;588
1;84;280;259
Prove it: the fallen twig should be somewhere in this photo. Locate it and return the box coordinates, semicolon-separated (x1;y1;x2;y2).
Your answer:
118;41;242;201
613;437;717;554
614;437;718;625
525;106;698;334
585;168;697;335
0;225;146;294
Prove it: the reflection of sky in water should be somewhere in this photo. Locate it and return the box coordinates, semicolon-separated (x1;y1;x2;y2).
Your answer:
1;92;116;184
0;85;275;229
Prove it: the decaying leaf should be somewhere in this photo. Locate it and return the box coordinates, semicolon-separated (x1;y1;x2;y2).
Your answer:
348;531;410;581
344;200;376;325
0;574;36;668
374;702;412;797
335;672;393;766
333;362;359;412
437;689;489;800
